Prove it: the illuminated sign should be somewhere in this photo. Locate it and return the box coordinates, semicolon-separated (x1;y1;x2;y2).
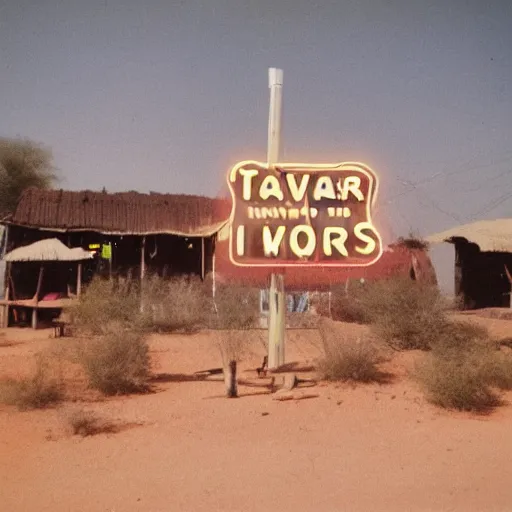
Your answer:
227;160;382;267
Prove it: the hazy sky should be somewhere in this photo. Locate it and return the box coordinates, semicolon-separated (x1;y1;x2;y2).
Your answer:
1;0;511;289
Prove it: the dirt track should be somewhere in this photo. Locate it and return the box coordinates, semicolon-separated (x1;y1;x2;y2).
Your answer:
1;322;512;512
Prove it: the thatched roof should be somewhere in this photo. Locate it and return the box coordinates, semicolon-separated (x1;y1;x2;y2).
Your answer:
427;219;512;252
7;188;230;237
3;238;92;262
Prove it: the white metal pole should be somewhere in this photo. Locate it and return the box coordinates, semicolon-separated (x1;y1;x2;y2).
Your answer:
267;67;286;369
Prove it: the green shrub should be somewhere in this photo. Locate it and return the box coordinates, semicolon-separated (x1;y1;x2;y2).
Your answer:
79;331;150;395
317;318;385;383
0;355;63;410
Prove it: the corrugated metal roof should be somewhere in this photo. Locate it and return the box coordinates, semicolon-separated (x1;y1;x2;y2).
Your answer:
3;238;93;262
8;188;230;237
427;219;512;252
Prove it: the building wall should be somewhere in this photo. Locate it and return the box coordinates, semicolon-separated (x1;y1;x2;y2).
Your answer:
455;241;512;309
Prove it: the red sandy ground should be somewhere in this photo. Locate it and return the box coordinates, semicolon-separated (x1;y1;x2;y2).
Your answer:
1;316;512;512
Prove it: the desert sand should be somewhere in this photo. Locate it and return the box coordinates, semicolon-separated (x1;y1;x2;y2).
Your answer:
1;317;512;512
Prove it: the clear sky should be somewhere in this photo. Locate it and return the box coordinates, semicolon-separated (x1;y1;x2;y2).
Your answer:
1;0;511;290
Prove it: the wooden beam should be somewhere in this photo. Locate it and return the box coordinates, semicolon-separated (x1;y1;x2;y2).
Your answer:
35;265;44;302
77;263;82;297
32;265;44;330
2;264;9;328
140;236;146;281
505;265;512;309
224;360;238;398
201;237;205;281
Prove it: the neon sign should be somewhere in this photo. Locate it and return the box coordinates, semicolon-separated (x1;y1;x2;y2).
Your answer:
227;160;383;267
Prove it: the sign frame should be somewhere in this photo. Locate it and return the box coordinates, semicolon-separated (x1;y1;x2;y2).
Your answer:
227;160;383;269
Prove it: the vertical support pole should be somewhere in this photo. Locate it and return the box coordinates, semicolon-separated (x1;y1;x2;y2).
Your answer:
267;67;285;369
141;236;146;281
32;265;44;329
3;264;9;328
77;263;82;297
201;237;205;280
1;226;10;328
212;251;216;299
504;265;512;309
140;236;146;313
224;360;238;398
454;244;464;309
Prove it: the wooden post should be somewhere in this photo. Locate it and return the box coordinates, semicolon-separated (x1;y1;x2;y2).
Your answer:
32;265;44;329
212;251;216;299
267;67;286;370
201;237;205;281
224;360;238;398
140;236;146;313
77;263;82;297
505;265;512;309
141;236;146;281
1;226;10;328
35;265;44;301
3;264;9;328
454;244;464;309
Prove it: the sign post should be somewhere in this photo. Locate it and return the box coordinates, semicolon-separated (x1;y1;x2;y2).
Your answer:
267;68;286;369
226;69;383;372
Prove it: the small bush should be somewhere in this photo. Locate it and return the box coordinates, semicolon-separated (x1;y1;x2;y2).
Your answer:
67;409;117;437
79;331;150;395
317;282;371;324
72;278;140;335
363;278;448;350
317;318;385;383
0;356;63;410
486;352;512;390
415;322;503;412
141;275;210;333
210;285;260;364
416;352;499;412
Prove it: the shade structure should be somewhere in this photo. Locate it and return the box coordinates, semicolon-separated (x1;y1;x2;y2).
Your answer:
3;238;93;262
427;219;512;253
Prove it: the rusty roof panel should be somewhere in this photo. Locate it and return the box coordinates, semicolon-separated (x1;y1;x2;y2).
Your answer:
10;188;230;236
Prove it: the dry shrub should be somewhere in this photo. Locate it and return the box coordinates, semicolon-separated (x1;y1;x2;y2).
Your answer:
78;331;150;395
317;318;386;383
211;285;260;364
141;275;209;333
486;352;512;390
67;409;118;437
71;278;140;335
0;355;63;410
415;321;506;412
320;282;372;324
362;278;448;350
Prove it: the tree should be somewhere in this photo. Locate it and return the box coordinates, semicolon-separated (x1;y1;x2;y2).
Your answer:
0;138;57;217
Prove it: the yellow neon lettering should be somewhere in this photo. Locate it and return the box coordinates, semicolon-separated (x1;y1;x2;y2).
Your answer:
313;176;336;201
262;225;286;257
354;222;377;255
341;176;364;201
323;227;349;256
286;173;310;202
239;169;258;200
259;175;284;201
289;225;316;258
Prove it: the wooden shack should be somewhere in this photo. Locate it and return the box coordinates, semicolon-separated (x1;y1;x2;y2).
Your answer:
2;188;228;288
428;219;512;309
